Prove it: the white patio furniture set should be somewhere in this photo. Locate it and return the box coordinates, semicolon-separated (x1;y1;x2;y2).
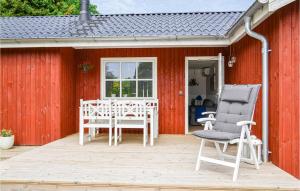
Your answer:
78;84;262;181
79;99;159;146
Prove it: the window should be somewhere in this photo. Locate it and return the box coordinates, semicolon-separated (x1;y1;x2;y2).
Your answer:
101;58;157;99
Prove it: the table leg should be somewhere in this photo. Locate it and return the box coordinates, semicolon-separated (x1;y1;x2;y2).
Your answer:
150;109;154;146
154;110;158;138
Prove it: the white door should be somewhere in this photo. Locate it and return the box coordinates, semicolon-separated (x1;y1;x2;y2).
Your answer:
184;54;225;134
217;53;225;100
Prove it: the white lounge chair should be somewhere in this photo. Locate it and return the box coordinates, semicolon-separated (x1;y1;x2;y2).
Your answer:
114;100;148;146
79;99;113;146
193;84;261;181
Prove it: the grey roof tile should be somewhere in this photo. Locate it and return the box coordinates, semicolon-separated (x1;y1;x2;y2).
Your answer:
0;12;243;40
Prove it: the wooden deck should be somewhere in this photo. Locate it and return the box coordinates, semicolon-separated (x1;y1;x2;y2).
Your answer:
0;134;299;191
0;146;37;161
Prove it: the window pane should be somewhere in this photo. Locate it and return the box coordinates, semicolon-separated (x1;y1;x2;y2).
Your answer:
122;81;136;97
121;62;136;79
105;62;120;79
138;62;152;79
138;81;152;97
106;81;120;97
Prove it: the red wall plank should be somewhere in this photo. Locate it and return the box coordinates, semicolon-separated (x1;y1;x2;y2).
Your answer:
291;0;300;178
60;48;77;137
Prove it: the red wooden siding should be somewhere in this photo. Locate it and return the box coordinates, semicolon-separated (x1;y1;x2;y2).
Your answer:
226;1;299;178
0;48;76;145
60;48;77;137
75;48;227;134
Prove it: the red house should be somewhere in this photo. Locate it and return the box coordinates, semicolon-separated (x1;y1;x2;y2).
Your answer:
0;0;299;179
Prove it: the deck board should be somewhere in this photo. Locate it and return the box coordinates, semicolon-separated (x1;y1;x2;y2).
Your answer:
0;146;37;161
0;134;299;190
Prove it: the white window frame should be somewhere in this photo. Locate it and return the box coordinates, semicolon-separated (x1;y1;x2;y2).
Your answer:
100;57;157;99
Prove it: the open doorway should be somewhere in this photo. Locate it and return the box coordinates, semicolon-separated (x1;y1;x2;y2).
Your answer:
185;55;224;134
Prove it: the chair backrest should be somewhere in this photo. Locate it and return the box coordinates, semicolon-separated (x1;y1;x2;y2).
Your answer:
214;84;261;134
145;99;159;112
114;100;147;120
80;99;112;120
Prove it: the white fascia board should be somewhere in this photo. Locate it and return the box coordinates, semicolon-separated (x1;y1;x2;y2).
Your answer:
0;38;230;48
269;0;296;12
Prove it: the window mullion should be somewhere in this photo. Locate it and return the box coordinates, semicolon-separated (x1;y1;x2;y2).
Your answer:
119;62;122;97
136;62;138;98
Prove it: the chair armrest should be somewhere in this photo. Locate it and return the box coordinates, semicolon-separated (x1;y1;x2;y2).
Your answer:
202;111;216;115
197;118;216;123
236;121;256;126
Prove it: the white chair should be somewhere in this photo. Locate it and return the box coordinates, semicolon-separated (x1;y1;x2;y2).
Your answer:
193;84;261;181
79;99;113;146
114;100;148;146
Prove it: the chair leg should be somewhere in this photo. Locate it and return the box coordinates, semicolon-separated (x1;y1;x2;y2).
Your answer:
233;127;245;182
223;143;228;152
245;128;259;170
109;127;112;146
119;128;122;142
79;126;84;145
214;142;224;160
114;127;118;146
196;139;205;171
79;108;84;145
143;127;147;147
88;128;92;142
146;125;148;144
92;128;96;138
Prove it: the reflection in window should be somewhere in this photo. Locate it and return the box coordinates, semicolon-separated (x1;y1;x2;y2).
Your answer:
105;62;120;79
122;81;136;97
138;81;152;97
138;62;152;79
121;62;136;79
106;81;120;97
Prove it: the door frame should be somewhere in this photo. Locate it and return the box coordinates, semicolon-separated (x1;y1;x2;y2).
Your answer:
184;54;224;134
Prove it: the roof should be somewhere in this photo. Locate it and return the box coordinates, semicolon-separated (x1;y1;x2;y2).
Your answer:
0;12;244;40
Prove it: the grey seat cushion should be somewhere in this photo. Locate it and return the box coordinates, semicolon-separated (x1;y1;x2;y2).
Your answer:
193;130;240;141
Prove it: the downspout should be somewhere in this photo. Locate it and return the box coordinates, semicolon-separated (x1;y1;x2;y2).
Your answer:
244;16;269;162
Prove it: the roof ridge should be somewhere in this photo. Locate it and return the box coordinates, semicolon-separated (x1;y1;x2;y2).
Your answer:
0;15;78;18
97;11;244;16
0;11;244;19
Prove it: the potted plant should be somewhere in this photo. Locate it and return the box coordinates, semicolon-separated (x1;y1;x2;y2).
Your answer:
0;129;14;149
